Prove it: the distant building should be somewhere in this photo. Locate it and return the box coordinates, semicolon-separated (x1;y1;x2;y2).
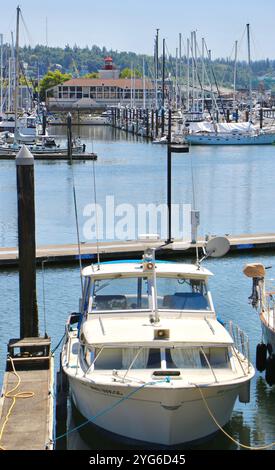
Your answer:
98;57;120;80
46;57;154;110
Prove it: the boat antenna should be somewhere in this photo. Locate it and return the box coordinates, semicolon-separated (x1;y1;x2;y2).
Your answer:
190;151;200;265
92;159;101;269
72;168;84;295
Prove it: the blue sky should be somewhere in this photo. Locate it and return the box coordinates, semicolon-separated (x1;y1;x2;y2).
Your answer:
1;0;275;59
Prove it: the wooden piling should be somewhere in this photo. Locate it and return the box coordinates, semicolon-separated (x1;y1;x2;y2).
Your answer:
155;109;159;137
161;108;165;135
67;112;72;165
16;146;39;339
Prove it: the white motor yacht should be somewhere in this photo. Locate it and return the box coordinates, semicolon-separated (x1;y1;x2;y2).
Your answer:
62;242;254;446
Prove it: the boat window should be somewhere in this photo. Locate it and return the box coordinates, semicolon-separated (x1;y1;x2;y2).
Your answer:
27;118;36;128
157;277;209;310
90;347;230;371
94;348;122;370
90;277;149;312
170;348;202;368
147;349;161;369
200;347;231;369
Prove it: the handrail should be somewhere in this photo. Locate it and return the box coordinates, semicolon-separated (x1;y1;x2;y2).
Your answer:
228;321;250;375
122;348;143;382
199;347;218;383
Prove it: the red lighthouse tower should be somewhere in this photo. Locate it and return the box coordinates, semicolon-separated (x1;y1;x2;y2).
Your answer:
104;57;114;70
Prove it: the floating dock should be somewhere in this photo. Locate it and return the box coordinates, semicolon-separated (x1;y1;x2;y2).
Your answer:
1;233;275;268
0;152;97;161
0;337;54;450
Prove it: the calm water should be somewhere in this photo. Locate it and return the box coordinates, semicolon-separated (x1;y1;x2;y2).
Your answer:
0;126;275;450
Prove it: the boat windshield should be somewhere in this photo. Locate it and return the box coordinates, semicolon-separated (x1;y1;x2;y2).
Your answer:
90;276;150;312
88;275;209;312
87;346;231;371
157;276;209;311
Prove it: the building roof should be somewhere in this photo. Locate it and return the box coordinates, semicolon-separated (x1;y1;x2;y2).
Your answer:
61;78;154;90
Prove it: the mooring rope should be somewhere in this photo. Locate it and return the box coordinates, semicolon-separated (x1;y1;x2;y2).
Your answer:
195;384;275;450
0;356;35;451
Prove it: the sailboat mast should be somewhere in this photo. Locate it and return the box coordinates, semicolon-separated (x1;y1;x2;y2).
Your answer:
179;33;182;108
233;40;238;107
175;47;178;109
247;24;253;121
0;34;3;114
187;38;190;111
201;38;205;114
142;57;146;109
14;5;20;143
162;38;165;109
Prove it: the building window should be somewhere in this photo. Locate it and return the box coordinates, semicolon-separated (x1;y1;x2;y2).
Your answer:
76;86;82;99
69;87;76;99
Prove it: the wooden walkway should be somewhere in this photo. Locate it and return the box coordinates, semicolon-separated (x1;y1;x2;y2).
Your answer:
0;338;54;450
0;152;97;161
1;233;275;268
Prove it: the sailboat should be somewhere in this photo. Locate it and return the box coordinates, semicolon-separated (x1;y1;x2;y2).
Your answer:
185;25;275;146
185;120;275;145
0;7;83;158
244;263;275;386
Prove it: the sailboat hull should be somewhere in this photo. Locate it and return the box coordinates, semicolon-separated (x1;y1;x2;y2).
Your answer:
186;133;275;145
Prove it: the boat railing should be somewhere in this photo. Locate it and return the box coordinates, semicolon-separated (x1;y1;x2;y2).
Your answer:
228;321;251;375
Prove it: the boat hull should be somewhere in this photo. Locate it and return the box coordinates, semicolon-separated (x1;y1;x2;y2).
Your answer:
261;322;275;354
67;375;241;446
186;133;275;145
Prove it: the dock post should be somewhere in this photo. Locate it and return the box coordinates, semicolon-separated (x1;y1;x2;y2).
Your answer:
136;109;139;135
42;109;47;136
126;108;128;133
146;109;149;137
161;108;165;135
67;112;72;165
226;109;230;123
259;108;263;129
151;109;154;137
155;109;159;137
16;146;39;338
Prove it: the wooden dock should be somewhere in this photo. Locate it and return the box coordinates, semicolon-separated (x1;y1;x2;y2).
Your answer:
0;152;97;161
0;337;54;450
1;233;275;268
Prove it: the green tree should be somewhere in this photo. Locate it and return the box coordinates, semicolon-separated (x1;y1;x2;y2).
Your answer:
84;72;99;78
39;69;72;100
119;67;142;78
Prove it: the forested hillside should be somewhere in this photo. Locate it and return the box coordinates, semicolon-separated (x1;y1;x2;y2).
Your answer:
3;43;275;90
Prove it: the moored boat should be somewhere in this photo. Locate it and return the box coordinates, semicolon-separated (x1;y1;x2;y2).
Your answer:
244;263;275;386
62;241;254;446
